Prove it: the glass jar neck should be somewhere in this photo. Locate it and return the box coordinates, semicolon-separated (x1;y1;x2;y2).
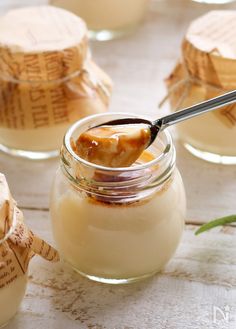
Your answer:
61;113;176;203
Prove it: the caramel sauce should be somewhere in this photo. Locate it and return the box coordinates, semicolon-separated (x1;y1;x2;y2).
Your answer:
137;149;155;163
87;177;173;208
75;124;151;168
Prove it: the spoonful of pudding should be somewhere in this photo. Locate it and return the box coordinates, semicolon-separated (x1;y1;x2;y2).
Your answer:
75;123;151;167
75;89;236;167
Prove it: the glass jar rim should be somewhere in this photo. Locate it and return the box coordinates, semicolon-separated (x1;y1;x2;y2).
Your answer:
63;112;174;172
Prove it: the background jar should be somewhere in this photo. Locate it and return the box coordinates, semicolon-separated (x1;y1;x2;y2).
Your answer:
0;6;112;160
167;63;236;164
51;0;149;41
166;11;236;165
50;113;186;284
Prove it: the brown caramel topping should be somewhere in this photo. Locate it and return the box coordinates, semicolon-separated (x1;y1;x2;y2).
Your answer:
75;124;151;167
87;176;173;208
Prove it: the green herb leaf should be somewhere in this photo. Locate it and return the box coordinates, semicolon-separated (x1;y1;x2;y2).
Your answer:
195;215;236;235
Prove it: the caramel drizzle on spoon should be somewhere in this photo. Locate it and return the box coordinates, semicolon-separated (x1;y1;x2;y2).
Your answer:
75;124;151;168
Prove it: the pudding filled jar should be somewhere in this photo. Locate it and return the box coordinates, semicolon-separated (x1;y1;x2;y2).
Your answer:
0;6;111;160
166;11;236;164
0;211;27;328
50;113;186;284
167;64;236;165
0;173;59;326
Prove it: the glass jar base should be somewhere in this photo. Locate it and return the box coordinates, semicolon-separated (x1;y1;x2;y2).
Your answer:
88;24;139;41
191;0;235;3
184;142;236;165
71;265;160;285
0;143;59;160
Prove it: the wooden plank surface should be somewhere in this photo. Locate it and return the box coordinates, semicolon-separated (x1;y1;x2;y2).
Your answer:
0;0;236;328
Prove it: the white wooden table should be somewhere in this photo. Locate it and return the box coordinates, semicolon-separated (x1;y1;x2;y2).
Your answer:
1;1;236;328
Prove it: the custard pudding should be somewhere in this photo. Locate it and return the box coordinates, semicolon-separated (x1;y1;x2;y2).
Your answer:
0;275;27;327
51;168;185;282
169;79;236;158
75;124;151;167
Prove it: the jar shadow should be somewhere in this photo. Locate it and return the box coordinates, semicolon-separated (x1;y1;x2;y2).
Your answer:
29;260;161;327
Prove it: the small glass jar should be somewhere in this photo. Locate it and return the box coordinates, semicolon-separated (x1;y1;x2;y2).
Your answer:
166;10;236;165
0;171;59;327
166;64;236;164
50;113;186;284
0;6;111;160
51;0;148;41
0;210;27;328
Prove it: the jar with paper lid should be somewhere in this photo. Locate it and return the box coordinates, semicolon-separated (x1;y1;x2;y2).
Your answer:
50;113;186;284
0;173;59;327
0;6;112;160
166;11;236;164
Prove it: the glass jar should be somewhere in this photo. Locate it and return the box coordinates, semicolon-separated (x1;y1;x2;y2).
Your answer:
166;62;236;164
51;0;148;41
0;209;27;328
50;112;186;284
0;6;112;160
166;10;236;165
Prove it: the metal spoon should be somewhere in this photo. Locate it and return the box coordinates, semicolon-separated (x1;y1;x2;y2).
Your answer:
100;89;236;145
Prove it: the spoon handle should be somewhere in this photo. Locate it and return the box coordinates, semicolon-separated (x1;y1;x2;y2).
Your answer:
155;89;236;130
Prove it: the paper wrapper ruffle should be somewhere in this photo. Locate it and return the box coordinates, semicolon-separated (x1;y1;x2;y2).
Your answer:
0;57;112;130
0;173;59;290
